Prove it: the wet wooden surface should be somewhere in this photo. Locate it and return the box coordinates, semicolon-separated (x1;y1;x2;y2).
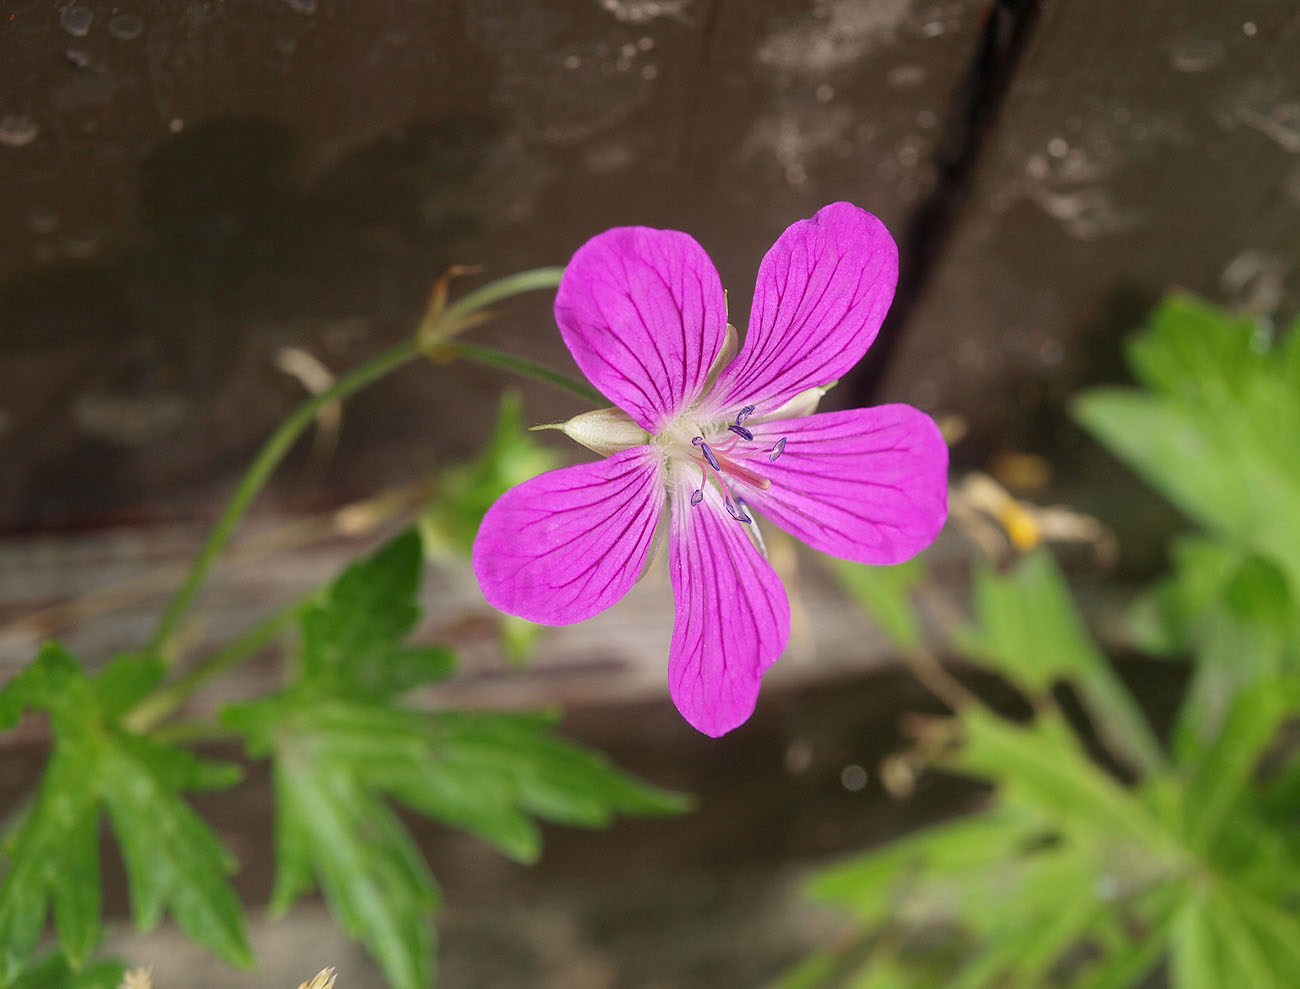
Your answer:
1;0;985;528
0;0;1287;982
877;0;1300;464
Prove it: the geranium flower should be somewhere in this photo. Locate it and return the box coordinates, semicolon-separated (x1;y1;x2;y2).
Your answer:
472;203;948;736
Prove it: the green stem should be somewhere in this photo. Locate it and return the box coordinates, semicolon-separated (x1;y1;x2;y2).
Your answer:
143;266;569;661
143;339;421;660
442;266;565;327
130;594;316;732
443;340;604;406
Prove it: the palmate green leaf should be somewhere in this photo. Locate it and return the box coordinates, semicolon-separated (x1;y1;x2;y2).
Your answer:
272;746;439;989
0;643;250;979
223;692;687;989
1073;296;1300;594
956;551;1165;776
99;733;250;967
299;530;453;696
0;744;101;979
221;526;688;988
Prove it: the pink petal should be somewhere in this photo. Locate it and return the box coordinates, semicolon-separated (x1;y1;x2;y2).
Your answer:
667;482;791;737
556;226;728;431
472;448;665;624
709;202;898;416
731;405;948;565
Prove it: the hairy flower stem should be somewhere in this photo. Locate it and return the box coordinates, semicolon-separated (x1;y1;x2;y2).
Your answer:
441;340;605;406
128;594;316;733
144;266;569;662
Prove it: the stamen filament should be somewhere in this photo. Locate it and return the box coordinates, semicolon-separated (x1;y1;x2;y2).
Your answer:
713;449;772;490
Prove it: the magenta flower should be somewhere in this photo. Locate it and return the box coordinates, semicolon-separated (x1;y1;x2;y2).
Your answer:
472;203;948;737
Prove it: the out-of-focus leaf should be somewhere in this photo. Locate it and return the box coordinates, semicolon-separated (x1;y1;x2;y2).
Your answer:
1124;293;1264;400
958;551;1108;691
420;391;558;665
829;556;924;650
1074;296;1300;594
0;644;249;981
777;951;842;989
957;551;1165;776
809;805;1043;924
1183;674;1300;850
8;953;128;989
1126;537;1250;656
421;390;560;558
1162;546;1297;766
951;709;1172;852
1172;886;1300;989
1071;883;1183;989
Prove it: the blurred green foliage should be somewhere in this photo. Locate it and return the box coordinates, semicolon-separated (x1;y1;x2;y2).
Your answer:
223;531;688;989
420;390;560;664
794;295;1300;988
0;392;682;989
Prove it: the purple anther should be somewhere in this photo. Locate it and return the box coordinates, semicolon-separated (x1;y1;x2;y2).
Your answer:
692;436;721;471
735;404;756;423
728;423;754;441
725;498;752;524
768;437;787;462
690;489;704;506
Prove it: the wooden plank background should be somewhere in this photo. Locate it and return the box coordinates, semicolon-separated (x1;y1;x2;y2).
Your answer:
1;0;1295;982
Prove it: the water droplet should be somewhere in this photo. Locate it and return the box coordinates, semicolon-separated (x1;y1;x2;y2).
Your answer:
1047;136;1069;158
915;109;937;129
1242;21;1258;37
60;4;94;38
25;206;58;234
108;13;143;40
0;114;39;147
637;35;654;50
1025;153;1049;178
640;63;657;80
840;764;868;792
1169;39;1224;73
563;53;581;70
815;83;834;103
169;117;184;133
620;41;637;58
63;230;102;259
784;740;813;775
887;63;925;89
